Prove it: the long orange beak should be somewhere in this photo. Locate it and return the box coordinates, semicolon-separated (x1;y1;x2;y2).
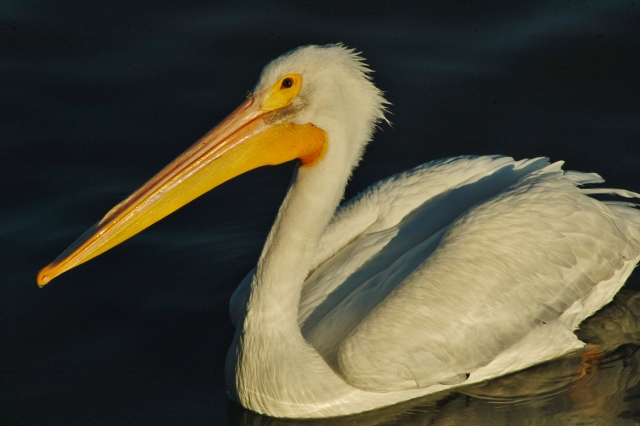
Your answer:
37;95;326;286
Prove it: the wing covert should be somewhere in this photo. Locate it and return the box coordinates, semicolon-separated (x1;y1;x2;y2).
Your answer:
300;156;553;367
336;167;640;392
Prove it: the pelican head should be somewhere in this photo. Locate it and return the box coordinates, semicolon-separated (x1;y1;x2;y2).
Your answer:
37;44;388;286
255;45;388;163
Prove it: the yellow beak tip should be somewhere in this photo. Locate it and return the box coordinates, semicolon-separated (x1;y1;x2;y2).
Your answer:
37;267;53;287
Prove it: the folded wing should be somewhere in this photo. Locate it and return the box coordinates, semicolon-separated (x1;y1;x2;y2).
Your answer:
298;156;640;392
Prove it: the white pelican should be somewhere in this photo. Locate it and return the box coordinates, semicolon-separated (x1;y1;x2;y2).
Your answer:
37;44;640;418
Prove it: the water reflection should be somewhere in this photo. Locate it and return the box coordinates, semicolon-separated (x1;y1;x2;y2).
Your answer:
229;291;640;425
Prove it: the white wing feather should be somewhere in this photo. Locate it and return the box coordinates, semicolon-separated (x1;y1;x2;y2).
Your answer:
300;156;552;362
229;155;640;393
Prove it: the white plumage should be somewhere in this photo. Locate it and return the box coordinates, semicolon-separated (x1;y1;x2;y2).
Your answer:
225;46;640;417
38;44;640;418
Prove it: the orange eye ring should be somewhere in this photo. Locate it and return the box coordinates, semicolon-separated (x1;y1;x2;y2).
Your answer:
261;74;302;111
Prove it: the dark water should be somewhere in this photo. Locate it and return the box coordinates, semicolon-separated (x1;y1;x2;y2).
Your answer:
3;1;640;424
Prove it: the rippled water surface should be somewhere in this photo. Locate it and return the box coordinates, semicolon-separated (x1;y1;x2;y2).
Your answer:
3;1;640;424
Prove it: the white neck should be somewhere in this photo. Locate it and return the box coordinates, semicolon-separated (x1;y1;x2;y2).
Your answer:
244;114;362;324
225;130;364;415
249;166;343;322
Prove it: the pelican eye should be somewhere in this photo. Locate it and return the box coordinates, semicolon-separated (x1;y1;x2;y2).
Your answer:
281;77;294;89
262;74;302;111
